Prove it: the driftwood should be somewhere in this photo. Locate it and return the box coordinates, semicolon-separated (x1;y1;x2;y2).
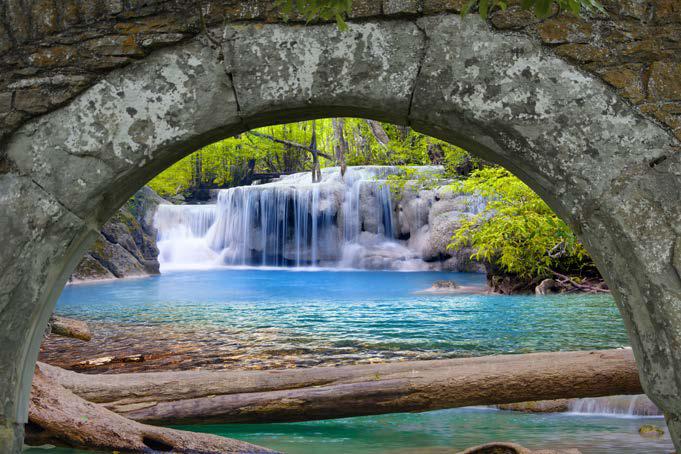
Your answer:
27;367;275;453
48;315;92;341
549;270;610;294
38;349;642;425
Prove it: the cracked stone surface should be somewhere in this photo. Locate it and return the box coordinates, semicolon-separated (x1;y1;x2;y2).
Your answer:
5;40;239;222
1;9;681;454
223;21;425;128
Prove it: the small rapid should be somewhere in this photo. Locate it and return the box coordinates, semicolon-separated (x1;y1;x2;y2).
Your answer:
566;395;662;417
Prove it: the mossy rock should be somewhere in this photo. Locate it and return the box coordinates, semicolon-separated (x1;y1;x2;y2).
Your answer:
638;424;664;438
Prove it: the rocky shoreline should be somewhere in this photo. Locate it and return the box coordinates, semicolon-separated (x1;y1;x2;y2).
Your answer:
69;186;166;282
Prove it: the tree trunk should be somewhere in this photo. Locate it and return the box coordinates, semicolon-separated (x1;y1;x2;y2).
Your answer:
365;119;390;146
26;367;276;453
333;118;348;177
38;349;641;425
310;120;321;183
246;131;333;160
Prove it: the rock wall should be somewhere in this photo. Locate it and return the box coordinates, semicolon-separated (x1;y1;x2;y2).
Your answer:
70;186;166;282
0;1;679;154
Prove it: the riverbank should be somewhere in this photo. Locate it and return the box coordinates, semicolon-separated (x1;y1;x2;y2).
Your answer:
36;268;666;453
41;269;626;374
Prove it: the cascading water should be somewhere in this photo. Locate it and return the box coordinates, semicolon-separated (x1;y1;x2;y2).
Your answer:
154;166;481;271
567;395;662;417
155;205;218;268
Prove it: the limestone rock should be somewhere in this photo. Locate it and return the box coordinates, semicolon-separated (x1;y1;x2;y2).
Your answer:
70;254;115;281
69;186;166;282
535;278;561;295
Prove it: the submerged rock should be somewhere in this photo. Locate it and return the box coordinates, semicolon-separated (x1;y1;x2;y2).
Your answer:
457;442;581;454
433;280;459;289
415;279;488;295
639;424;665;438
498;399;571;413
535;278;561;295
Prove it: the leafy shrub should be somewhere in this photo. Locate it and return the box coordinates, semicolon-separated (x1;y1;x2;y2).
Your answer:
449;167;591;279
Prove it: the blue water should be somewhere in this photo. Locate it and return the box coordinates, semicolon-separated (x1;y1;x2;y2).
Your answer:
55;269;629;358
37;269;672;453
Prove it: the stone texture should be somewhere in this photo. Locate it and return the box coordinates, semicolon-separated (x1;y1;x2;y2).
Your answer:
600;65;645;104
648;62;681;101
536;14;593;44
70;253;115;281
5;40;239;222
71;186;165;282
0;0;680;144
0;173;93;439
223;20;425;128
383;0;420;15
1;5;681;454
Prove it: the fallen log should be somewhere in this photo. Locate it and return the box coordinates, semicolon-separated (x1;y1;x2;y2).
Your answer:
38;349;642;425
48;315;92;341
26;367;276;453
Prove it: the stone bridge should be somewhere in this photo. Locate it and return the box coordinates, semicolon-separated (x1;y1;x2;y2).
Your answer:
1;1;680;452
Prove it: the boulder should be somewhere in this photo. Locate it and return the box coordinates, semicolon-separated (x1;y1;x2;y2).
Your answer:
442;248;487;273
70;253;115;281
535;278;561;295
433;280;458;289
69;186;166;282
420;212;471;261
458;442;581;454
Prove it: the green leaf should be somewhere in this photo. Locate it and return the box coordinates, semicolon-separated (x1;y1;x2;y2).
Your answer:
535;0;552;17
461;0;476;16
479;0;490;18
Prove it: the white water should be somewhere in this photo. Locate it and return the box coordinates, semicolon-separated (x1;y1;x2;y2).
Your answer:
567;395;662;417
155;166;449;271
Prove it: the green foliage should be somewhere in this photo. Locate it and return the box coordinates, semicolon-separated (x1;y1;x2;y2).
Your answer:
463;0;605;18
149;118;461;197
276;0;605;26
449;167;591;279
384;166;443;200
276;0;352;28
442;146;481;178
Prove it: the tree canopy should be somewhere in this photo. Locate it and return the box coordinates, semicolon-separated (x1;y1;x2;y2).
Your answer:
148;118;469;197
448;167;592;279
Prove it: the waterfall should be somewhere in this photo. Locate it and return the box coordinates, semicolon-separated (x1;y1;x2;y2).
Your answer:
154;166;469;271
567;395;662;417
154;205;219;269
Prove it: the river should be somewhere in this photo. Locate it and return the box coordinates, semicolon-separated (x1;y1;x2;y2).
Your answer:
33;269;673;453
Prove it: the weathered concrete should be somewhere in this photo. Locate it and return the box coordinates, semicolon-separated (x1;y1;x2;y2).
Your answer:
1;10;681;454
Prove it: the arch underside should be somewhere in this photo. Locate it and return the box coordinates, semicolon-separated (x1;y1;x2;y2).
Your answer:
1;13;681;451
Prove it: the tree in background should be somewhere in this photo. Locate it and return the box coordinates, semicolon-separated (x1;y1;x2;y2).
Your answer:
148;118;468;197
448;167;599;288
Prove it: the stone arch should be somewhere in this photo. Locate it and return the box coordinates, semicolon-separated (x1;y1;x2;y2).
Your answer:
1;14;680;452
